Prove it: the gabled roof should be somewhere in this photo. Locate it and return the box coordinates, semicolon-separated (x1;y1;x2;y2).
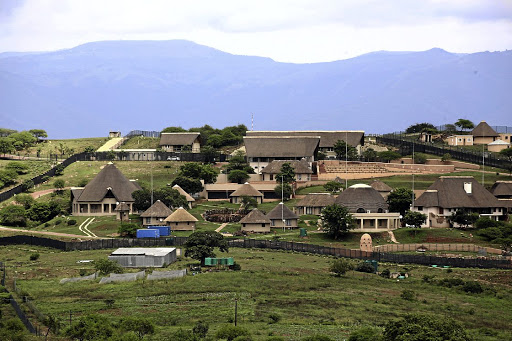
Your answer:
230;183;263;197
164;207;198;222
261;160;312;174
172;184;195;202
140;200;173;217
75;163;141;202
239;209;270;224
415;176;501;208
335;184;388;213
471;121;499;137
244;136;320;158
370;180;393;192
159;132;201;146
246;131;364;147
296;193;336;207
114;202;130;211
266;203;298;220
490;181;512;198
488;139;510;146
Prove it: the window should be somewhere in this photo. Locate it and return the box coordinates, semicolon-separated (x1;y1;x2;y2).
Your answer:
146;218;151;224
306;207;312;215
271;220;275;227
261;223;266;227
458;138;462;142
242;223;246;227
377;208;383;213
439;207;444;214
285;219;291;226
417;206;423;211
298;174;302;180
356;208;365;213
270;174;274;181
370;220;374;227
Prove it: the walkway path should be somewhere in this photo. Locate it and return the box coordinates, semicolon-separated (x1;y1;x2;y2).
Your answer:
388;231;399;244
29;188;70;199
0;226;95;239
215;223;228;233
96;138;124;152
79;217;97;238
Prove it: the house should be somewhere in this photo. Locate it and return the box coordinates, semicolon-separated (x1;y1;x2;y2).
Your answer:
498;133;512;144
203;182;280;201
490;181;512;214
239;208;271;233
172;184;195;208
471;121;499;145
412;176;504;228
109;131;121;138
266;203;299;228
246;130;365;158
295;193;336;215
164;207;198;231
108;248;177;268
229;182;264;204
487;140;510;153
140;200;173;226
260;160;313;182
114;202;130;221
335;184;401;231
370;180;393;199
445;135;473;146
71;162;141;216
243;136;320;172
159;132;201;153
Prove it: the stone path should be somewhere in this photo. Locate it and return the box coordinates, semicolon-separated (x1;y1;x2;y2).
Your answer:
0;226;95;239
215;223;228;233
96;137;124;152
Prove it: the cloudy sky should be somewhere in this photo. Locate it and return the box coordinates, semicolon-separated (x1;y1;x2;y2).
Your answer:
1;0;511;63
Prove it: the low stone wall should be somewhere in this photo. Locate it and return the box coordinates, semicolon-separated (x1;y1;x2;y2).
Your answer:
392;158;479;170
374;243;502;255
384;163;455;173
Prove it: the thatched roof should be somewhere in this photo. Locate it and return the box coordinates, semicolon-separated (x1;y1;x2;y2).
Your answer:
335;184;388;213
159;132;201;146
243;136;319;158
240;209;270;224
370;180;393;192
296;193;336;207
230;183;263;197
246;131;364;147
471;121;499;137
172;184;195;202
266;203;298;220
164;207;198;222
261;160;312;174
490;181;512;198
140;200;173;217
114;202;130;211
75;163;141;202
415;176;501;208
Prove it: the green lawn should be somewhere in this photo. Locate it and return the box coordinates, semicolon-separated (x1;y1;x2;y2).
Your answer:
120;136;160;149
14;138;108;159
2;246;511;340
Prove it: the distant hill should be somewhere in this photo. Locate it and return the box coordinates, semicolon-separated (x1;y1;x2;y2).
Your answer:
0;40;511;138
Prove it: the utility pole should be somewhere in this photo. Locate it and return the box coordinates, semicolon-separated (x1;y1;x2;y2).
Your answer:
234;299;238;326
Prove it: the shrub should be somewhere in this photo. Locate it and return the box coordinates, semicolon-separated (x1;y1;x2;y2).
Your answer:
355;262;375;274
463;281;483;294
44;222;50;227
55;219;62;225
379;269;390;278
400;289;416;301
349;326;383;341
54;164;65;176
302;336;333;341
268;313;281;324
192;320;209;338
413;153;427;164
29;253;40;261
438;278;464;288
67;219;77;226
215;325;250;341
79;269;87;276
21;179;34;191
94;259;123;275
118;223;139;238
329;258;354;277
230;262;242;271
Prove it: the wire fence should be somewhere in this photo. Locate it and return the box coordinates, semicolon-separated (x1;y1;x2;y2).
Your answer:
1;235;510;269
436;125;512;134
124;130;161;138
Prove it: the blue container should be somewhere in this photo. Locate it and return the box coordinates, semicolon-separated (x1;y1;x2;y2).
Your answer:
147;226;170;236
136;229;160;238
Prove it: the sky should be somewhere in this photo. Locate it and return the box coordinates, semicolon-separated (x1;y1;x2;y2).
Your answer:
1;0;512;63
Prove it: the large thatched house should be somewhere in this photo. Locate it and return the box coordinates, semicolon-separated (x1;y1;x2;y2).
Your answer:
159;132;201;153
164;207;198;231
172;184;195;208
71;163;141;216
295;193;336;215
413;176;505;228
230;183;264;204
239;208;271;233
140;200;173;226
471;121;499;145
370;179;393;199
490;181;512;214
260;160;313;182
266;203;299;228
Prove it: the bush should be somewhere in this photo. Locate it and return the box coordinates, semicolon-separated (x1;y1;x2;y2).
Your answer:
268;313;281;324
94;259;123;275
67;219;77;226
230;262;242;271
54;164;65;176
55;219;62;225
215;325;250;341
349;327;383;341
400;289;416;301
355;262;375;273
463;281;483;294
379;269;390;278
438;278;465;288
21;179;34;191
302;336;333;341
29;253;40;261
118;223;139;238
413;153;427;164
192;320;209;338
329;258;354;277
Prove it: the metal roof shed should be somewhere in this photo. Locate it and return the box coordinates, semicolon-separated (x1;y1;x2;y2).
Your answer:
108;248;177;268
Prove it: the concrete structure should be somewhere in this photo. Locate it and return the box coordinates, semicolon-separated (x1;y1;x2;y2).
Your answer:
71;162;141;216
239;208;271;233
172;184;195;208
261;160;313;182
266;202;299;228
164;207;198;231
159;132;201;153
360;233;372;252
229;183;264;204
140;200;173;226
412;176;505;228
445;135;473;146
472;121;499;145
295;193;336;215
108;248;177;267
488;139;510;153
109;131;121;138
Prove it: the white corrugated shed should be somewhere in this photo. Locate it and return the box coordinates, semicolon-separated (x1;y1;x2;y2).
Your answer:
109;248;177;267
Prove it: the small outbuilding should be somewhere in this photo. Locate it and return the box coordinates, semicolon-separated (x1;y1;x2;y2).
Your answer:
114;202;130;222
239;208;271;233
108;248;177;267
295;193;336;215
370;179;393;199
266;202;299;228
230;182;264;204
164;207;198;231
140;200;173;226
172;184;195;208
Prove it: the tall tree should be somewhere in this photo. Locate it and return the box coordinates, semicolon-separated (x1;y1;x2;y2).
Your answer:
184;231;229;265
454;119;474;132
383;314;470;341
171;176;203;194
334;140;358;160
28;129;48;142
405;122;437;134
0;137;14;155
276;162;296;184
387;188;414;216
161;126;187;133
321;204;355;239
499;147;512;174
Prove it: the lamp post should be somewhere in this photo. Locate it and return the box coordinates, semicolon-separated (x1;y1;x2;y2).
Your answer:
281;175;285;232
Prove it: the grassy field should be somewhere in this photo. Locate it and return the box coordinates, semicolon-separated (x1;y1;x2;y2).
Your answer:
13;138;108;159
120;136;160;149
2;245;511;340
0;159;54;191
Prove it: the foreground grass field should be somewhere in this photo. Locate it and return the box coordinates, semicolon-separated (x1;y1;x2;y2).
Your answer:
3;245;512;340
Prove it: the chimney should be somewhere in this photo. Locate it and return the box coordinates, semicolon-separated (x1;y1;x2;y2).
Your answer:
464;182;472;194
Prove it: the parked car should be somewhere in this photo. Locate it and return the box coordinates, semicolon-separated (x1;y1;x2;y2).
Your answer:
167;156;180;161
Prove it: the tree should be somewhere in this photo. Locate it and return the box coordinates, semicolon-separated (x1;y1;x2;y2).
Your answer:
349;327;383;341
161;126;187;133
184;231;229;265
106;150;116;161
334;140;357;160
9;131;37;150
454;119;474;132
383;314;470;341
228;169;250;184
362;148;377;162
448;209;479;229
84;146;96;154
499;147;512;174
215;325;250;341
14;193;35;209
441;153;452;162
274;183;293;201
329;258;354;277
0;205;27;226
378;151;401;163
94;259;123;275
54;179;65;193
226;151;254;174
442;124;457;134
387;188;414;217
276;162;296;184
405;123;437;134
118;317;155;340
403;211;427;235
413;152;427;164
27;201;60;223
118;223;139;238
54;164;65;176
321;204;354;239
201;145;219;163
155;187;189;209
323;181;343;194
66;314;115;341
179;163;218;184
206;134;223;148
21;179;34;192
0;169;18;188
0;137;14;155
240;195;258;210
28;129;48;142
132;189;152;211
171;176;203;194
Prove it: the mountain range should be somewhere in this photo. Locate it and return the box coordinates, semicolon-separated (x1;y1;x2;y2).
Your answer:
0;40;511;138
